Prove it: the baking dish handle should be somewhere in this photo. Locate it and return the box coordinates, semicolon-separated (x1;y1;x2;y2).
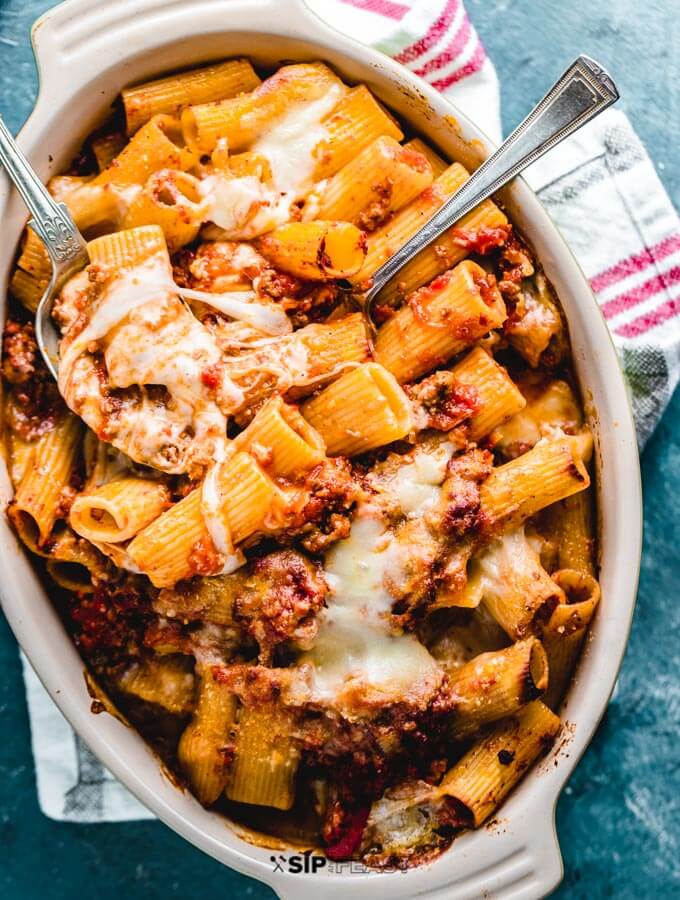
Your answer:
269;796;564;900
30;0;340;96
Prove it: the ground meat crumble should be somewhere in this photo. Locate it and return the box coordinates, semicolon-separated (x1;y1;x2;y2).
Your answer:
407;370;481;432
2;318;66;440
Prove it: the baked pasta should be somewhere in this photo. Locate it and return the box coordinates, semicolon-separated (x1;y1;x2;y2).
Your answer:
2;58;599;867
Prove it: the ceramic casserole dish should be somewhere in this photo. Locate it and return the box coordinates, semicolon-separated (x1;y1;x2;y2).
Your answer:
0;0;642;897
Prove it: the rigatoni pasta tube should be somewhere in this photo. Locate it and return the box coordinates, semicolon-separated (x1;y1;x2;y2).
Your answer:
313;85;403;180
541;569;600;709
295;312;370;384
404;137;448;177
127;452;285;587
59;183;131;237
233;313;371;424
5;429;35;489
17;227;51;279
117;655;196;715
543;489;596;575
123;59;261;135
450;346;526;440
93;115;196;185
377;187;508;304
214;451;283;544
10;413;82;545
480;435;591;531
233;396;326;477
474;526;565;639
88;540;139;574
88;223;167;269
70;477;170;543
256;221;366;281
438;700;561;826
122;169;206;250
154;571;244;625
448;638;549;736
433;563;484;610
45;558;94;593
178;666;237;805
375;261;506;384
491;378;583;460
226;705;300;810
351;162;507;288
83;435;132;491
9;268;48;312
44;524;108;593
302;363;413;455
181;62;341;154
226;151;271;180
125;488;210;588
91;132;126;172
313;136;433;226
47;174;94;202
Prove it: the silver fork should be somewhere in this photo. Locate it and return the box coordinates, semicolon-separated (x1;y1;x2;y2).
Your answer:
0;115;87;379
349;54;618;329
0;54;617;378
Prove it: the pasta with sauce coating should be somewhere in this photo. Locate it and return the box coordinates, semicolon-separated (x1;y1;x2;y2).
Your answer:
1;55;603;870
179;665;237;805
256;221;366;281
438;700;561;826
93;114;196;186
70;477;170;544
123;59;261;135
375;260;507;383
302;362;413;456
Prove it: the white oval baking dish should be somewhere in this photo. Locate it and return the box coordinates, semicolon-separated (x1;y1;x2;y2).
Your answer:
0;1;642;897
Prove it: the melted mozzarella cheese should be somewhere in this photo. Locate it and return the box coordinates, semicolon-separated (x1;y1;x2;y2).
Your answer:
304;515;441;708
224;331;310;395
61;254;288;378
389;443;453;517
230;243;264;272
324;517;395;615
365;781;443;854
58;256;260;470
493;381;580;451
473;526;537;598
252;83;343;195
200;447;246;575
60;255;173;370
522;289;556;329
198;173;287;240
108;329;229;463
199;83;343;240
174;285;291;335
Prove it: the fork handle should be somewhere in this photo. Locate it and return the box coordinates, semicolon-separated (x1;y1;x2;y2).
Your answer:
365;55;619;302
0;116;86;268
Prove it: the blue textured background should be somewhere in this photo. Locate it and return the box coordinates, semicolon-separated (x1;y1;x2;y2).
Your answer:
0;1;678;898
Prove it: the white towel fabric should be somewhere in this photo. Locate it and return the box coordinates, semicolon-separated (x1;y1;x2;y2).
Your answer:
22;0;678;822
21;654;152;821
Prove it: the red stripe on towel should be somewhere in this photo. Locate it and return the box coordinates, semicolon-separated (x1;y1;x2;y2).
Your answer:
339;0;410;19
615;295;680;338
601;266;680;320
414;15;472;77
430;40;486;90
393;0;460;64
589;233;680;294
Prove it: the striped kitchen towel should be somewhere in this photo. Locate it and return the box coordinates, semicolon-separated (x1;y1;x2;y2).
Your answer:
309;0;680;447
22;0;678;824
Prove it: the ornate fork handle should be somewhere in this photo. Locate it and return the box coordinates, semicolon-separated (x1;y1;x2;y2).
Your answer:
363;55;619;314
0;116;87;270
30;207;85;264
